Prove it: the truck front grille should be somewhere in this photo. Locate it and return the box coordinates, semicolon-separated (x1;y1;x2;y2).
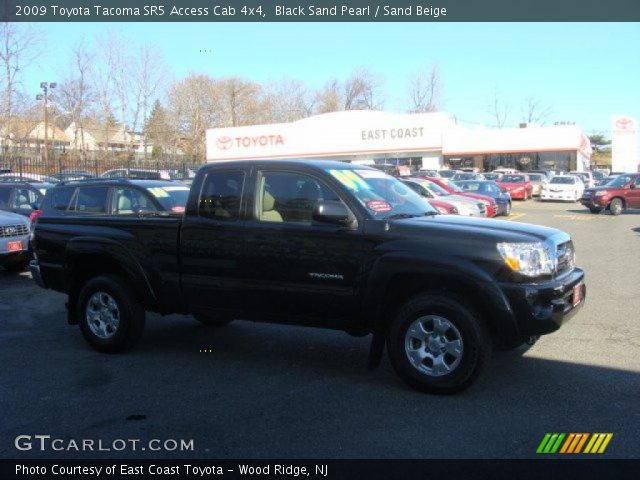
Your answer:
1;223;29;238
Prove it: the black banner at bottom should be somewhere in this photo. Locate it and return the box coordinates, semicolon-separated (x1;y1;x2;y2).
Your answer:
3;459;639;480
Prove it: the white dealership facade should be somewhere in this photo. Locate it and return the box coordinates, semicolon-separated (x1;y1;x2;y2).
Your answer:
206;110;593;172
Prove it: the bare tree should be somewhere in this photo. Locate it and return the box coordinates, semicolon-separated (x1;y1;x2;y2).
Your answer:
167;74;222;160
521;96;552;126
0;23;41;152
407;64;442;113
94;32;119;154
55;41;94;157
315;67;384;114
315;79;343;114
216;77;263;127
488;89;509;129
262;78;314;123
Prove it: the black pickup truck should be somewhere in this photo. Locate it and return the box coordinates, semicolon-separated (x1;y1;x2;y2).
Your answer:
30;160;586;393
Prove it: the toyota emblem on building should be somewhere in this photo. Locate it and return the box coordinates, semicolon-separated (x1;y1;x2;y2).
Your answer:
615;117;634;130
216;136;233;150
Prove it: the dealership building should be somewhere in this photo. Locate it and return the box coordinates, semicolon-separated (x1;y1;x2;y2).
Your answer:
206;110;592;172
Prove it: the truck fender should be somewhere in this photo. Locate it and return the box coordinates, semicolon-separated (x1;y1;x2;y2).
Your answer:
64;237;159;323
363;252;520;362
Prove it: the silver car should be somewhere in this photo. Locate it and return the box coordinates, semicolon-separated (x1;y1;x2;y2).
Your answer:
403;178;487;217
0;210;30;272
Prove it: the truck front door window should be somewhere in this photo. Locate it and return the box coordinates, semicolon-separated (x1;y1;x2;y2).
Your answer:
199;171;244;221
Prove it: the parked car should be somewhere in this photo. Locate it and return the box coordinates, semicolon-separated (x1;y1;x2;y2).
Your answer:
401;178;487;217
540;175;584;202
528;169;554;180
527;173;549;197
100;168;172;180
580;173;640;215
454;180;512;216
42;179;191;216
0;210;31;272
0;173;59;184
437;169;460;179
53;171;96;182
426;198;458;215
601;174;619;186
31;159;586;394
591;170;607;186
451;172;485;182
422;177;499;217
417;169;440;178
483;172;503;181
0;181;54;218
492;168;520;175
570;171;595;189
497;174;533;200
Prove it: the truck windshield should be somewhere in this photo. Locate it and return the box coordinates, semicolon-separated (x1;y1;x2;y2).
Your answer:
327;168;436;219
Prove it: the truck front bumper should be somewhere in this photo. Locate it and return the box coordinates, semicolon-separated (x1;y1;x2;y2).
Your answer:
499;267;585;336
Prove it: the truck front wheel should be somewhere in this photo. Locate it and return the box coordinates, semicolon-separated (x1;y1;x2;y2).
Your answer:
386;293;491;394
77;275;145;353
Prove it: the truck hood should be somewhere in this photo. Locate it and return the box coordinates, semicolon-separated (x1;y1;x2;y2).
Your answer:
386;214;561;244
0;210;29;225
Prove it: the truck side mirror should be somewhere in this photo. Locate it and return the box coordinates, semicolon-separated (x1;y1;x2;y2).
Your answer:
313;200;356;227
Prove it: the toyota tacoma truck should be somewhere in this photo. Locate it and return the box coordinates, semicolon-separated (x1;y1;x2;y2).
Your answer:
30;160;586;394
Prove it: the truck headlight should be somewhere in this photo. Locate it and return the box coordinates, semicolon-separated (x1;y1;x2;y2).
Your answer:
497;242;554;277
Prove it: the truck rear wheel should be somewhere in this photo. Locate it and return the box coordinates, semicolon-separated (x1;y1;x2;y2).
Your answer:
77;275;145;353
386;293;490;394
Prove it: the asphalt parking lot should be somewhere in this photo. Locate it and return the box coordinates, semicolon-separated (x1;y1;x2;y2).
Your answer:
1;200;639;459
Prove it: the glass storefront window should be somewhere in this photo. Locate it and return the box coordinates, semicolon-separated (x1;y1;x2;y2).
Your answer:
444;151;578;173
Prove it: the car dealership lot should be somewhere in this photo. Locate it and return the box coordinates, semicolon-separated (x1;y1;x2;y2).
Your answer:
1;200;639;459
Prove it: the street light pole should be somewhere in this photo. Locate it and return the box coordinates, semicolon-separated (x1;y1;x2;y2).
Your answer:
37;82;56;165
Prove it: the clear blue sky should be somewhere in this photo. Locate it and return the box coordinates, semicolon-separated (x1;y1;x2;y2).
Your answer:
25;22;640;135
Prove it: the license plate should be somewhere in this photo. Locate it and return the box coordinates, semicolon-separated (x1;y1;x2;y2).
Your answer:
7;241;23;252
572;283;583;307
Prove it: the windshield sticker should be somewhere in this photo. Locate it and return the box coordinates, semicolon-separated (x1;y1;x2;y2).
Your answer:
39;189;47;195
328;169;370;191
147;187;170;198
366;200;392;212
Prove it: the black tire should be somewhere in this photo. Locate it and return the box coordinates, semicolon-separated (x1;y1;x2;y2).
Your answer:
193;314;234;327
386;293;491;394
588;207;602;214
3;256;29;273
77;275;145;353
609;198;624;216
503;202;512;216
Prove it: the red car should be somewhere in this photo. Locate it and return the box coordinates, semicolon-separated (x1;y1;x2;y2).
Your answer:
427;198;459;215
420;177;498;217
497;174;533;200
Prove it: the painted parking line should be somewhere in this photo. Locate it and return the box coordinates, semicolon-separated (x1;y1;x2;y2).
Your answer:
507;213;526;221
553;214;608;221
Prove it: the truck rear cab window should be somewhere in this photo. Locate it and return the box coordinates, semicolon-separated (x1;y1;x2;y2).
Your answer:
70;187;110;214
113;188;156;215
46;187;75;211
199;171;244;221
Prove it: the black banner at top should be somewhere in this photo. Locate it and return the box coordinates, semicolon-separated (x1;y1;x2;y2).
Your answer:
1;0;640;22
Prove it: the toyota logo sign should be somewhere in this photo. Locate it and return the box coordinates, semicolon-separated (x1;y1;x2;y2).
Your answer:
615;117;634;130
4;226;17;236
216;136;233;150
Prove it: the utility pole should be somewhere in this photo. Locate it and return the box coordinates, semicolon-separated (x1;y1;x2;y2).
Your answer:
36;82;56;165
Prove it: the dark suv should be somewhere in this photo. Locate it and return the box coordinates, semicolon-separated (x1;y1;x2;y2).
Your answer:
580;173;640;215
0;181;54;218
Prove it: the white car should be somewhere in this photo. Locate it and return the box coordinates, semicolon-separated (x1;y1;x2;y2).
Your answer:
569;171;594;188
540;175;584;202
